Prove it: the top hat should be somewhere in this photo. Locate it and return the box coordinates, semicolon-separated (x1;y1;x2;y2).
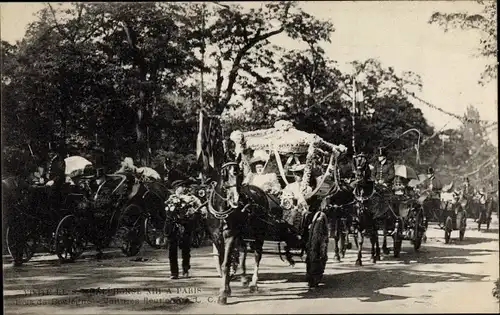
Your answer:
378;147;387;157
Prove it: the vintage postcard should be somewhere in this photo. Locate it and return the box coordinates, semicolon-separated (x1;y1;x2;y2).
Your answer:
1;1;498;314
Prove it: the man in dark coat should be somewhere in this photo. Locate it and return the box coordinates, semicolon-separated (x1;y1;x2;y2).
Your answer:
371;147;395;187
166;181;202;279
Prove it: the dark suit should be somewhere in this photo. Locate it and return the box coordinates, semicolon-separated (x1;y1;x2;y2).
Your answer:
371;160;395;185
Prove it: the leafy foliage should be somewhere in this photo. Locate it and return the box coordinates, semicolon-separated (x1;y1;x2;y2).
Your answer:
1;1;495;191
429;0;497;84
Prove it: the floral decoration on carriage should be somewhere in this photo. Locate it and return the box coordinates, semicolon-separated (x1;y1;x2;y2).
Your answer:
230;120;347;217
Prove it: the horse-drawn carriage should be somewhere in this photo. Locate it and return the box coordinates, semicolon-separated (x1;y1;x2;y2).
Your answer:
54;172;150;262
437;189;467;243
4;156;98;265
326;160;426;264
5;182;86;265
207;120;346;302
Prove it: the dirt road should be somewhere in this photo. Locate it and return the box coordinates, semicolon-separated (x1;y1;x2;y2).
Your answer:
3;216;499;314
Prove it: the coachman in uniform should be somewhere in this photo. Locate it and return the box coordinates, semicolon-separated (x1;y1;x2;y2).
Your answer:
371;147;395;187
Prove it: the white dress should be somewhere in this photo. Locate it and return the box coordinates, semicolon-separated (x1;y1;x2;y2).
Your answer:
283;181;312;206
244;172;281;194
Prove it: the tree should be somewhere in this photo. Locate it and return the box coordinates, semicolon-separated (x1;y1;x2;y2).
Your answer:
429;0;497;84
188;1;334;115
4;3;203;165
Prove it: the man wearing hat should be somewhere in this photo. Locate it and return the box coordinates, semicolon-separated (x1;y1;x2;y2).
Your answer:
476;187;490;230
243;152;281;195
352;153;371;186
371;147;395;188
165;180;202;279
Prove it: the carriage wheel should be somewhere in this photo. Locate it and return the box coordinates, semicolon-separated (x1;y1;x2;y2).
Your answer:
55;215;85;263
116;204;145;257
144;217;166;249
444;216;453;244
413;211;424;251
6;226;38;264
306;212;329;288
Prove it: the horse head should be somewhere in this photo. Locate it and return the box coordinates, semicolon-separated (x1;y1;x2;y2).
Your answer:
353;154;370;182
206;153;245;220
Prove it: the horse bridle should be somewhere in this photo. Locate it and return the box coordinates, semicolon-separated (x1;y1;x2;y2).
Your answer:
207;162;241;219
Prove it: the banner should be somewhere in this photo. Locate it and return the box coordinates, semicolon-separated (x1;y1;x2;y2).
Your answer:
196;111;224;174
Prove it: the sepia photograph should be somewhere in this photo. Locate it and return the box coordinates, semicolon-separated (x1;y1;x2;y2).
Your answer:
1;1;498;314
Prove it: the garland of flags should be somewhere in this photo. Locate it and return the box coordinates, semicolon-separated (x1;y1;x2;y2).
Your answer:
401;87;498;126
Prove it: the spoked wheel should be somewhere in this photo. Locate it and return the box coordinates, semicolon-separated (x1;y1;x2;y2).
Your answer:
444;216;453;244
412;211;424;251
116;204;145;257
306;211;329;288
6;226;38;265
145;217;166;249
55;215;86;263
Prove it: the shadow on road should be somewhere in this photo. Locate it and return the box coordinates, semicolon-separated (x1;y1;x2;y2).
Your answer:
3;249;219;314
227;268;487;305
225;242;494;305
455;236;499;246
480;228;499;234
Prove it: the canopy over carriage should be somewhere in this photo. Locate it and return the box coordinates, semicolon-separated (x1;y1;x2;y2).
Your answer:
230;120;347;200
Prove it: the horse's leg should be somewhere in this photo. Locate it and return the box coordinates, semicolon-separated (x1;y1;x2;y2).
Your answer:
355;228;364;266
370;226;376;263
374;221;381;261
218;234;235;305
371;222;380;263
240;241;249;287
213;243;223;277
382;218;390;255
249;238;263;293
340;228;347;258
332;218;341;262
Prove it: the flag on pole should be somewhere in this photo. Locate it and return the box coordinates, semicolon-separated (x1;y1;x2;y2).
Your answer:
196;110;224;174
355;81;365;113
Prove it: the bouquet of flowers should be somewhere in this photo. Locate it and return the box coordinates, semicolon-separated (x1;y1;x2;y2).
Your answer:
164;194;200;219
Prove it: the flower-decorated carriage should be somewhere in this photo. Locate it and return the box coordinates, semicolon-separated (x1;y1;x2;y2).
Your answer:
227;120;347;287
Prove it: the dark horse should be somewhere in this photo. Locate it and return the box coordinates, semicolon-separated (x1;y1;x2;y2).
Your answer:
2;176;32;264
323;159;357;262
349;154;388;265
206;160;255;304
206;158;328;304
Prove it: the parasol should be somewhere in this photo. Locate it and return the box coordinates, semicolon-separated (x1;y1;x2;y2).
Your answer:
394;164;418;180
418;174;428;182
408;179;421;187
136;166;161;180
64;156;92;177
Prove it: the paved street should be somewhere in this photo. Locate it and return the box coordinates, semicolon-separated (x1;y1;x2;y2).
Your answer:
3;216;499;314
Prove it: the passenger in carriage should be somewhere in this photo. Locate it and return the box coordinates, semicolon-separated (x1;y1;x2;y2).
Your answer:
282;164;313;208
29;161;47;186
243;154;281;195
